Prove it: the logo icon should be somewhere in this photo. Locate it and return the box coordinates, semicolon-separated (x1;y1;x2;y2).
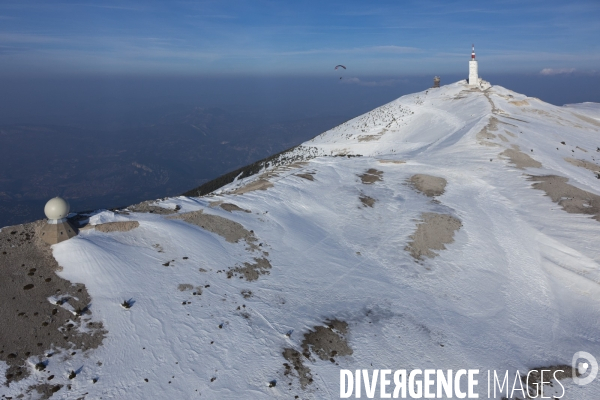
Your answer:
572;351;598;386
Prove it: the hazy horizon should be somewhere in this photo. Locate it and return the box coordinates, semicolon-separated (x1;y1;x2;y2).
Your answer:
2;73;600;126
1;72;600;228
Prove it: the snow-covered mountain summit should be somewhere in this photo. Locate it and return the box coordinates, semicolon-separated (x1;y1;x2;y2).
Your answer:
2;81;600;399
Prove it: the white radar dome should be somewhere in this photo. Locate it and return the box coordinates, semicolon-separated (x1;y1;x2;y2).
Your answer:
44;197;70;220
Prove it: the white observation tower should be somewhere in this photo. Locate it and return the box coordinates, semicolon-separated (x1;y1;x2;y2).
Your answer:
469;44;478;86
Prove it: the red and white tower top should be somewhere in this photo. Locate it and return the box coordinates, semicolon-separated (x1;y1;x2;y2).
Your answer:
471;44;475;60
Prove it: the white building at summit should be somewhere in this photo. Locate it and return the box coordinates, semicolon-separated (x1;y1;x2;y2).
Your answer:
468;44;491;90
469;44;478;85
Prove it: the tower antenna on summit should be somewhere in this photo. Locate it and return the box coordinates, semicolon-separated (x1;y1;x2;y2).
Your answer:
469;44;478;86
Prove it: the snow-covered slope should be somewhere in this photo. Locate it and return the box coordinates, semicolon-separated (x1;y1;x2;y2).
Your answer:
4;81;600;399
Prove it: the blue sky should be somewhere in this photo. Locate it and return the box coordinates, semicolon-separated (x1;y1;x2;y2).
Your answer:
1;0;599;76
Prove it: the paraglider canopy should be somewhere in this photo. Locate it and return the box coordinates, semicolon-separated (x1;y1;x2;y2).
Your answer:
335;65;347;79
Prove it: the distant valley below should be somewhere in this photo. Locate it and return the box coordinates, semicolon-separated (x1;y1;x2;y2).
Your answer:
2;74;598;229
0;106;347;228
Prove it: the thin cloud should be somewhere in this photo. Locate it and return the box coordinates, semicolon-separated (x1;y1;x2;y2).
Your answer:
479;50;600;64
370;46;421;54
334;9;387;17
413;8;518;16
540;68;576;75
280;45;420;56
185;14;238;19
67;3;148;11
0;45;25;55
0;33;68;44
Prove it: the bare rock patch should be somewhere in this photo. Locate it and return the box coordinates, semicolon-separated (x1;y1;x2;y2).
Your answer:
358;129;386;142
128;200;178;214
282;348;313;388
409;174;447;197
93;221;139;233
283;319;352;389
231;179;273;195
359;194;376;208
476;116;500;146
528;175;600;221
170;210;273;280
219;203;251;213
295;173;315;181
359;169;383;184
228;257;272;281
405;213;462;260
177;284;194;291
509;100;530;106
565;158;600;177
28;383;64;399
500;147;542;169
0;221;106;387
301;320;352;361
169;210;258;249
